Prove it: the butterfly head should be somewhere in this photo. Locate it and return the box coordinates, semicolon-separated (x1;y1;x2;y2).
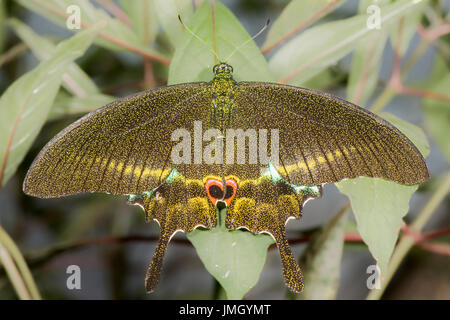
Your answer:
213;63;233;79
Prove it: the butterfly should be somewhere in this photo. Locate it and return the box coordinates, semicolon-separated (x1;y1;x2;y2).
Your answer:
23;61;429;293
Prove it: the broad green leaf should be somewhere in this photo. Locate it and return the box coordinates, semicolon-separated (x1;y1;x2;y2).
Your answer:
187;208;274;300
49;91;115;120
119;0;158;46
346;0;389;105
169;0;274;85
8;18;100;97
269;0;425;85
389;0;427;55
16;0;167;63
0;25;100;187
302;68;346;91
173;1;275;300
422;56;450;162
154;0;194;48
294;210;349;300
336;113;430;275
262;0;345;53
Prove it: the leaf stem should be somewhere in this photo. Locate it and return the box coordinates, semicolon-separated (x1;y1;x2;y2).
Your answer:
0;224;43;299
0;241;31;299
0;42;28;67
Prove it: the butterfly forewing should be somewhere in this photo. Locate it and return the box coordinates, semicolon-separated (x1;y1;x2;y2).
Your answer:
23;83;226;198
233;82;429;186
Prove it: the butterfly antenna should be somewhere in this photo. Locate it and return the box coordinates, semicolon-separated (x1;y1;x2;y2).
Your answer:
178;15;219;62
224;19;270;62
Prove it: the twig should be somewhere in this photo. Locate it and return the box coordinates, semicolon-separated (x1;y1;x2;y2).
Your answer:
94;0;131;26
0;224;41;299
417;23;450;42
371;22;450;113
416;242;450;257
0;241;31;299
0;43;28;68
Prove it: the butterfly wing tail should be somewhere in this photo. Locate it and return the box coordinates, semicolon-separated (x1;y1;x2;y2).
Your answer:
145;232;171;293
137;171;216;293
225;173;315;292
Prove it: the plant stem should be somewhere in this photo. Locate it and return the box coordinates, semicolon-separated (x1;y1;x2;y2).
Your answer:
366;171;450;299
0;43;28;67
0;238;31;299
0;225;41;299
370;38;430;114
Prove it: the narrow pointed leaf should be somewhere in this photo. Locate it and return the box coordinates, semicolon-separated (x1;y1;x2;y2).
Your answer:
0;25;99;187
262;0;345;52
16;0;167;63
269;0;424;85
294;210;349;300
346;0;388;105
187;208;274;300
336;113;430;275
48;92;115;120
119;0;158;46
8;18;100;97
390;0;427;55
153;0;195;48
169;0;274;85
422;56;450;162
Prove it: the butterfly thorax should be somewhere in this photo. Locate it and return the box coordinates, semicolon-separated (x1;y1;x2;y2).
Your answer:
209;63;236;131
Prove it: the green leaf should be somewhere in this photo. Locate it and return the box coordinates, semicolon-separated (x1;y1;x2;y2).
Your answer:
8;18;100;97
346;0;389;105
0;24;100;187
269;0;425;85
48;91;115;120
187;208;274;300
154;0;195;48
169;0;274;85
262;0;345;52
422;56;450;162
172;1;275;299
119;0;158;46
294;209;349;300
389;0;427;55
16;0;167;63
335;113;430;275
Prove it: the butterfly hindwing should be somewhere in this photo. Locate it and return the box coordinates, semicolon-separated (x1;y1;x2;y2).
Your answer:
128;169;216;292
225;164;322;293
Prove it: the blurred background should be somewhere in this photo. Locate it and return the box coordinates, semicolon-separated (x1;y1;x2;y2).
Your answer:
0;0;449;299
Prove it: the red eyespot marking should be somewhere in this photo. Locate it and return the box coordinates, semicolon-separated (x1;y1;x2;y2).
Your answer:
205;178;237;206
